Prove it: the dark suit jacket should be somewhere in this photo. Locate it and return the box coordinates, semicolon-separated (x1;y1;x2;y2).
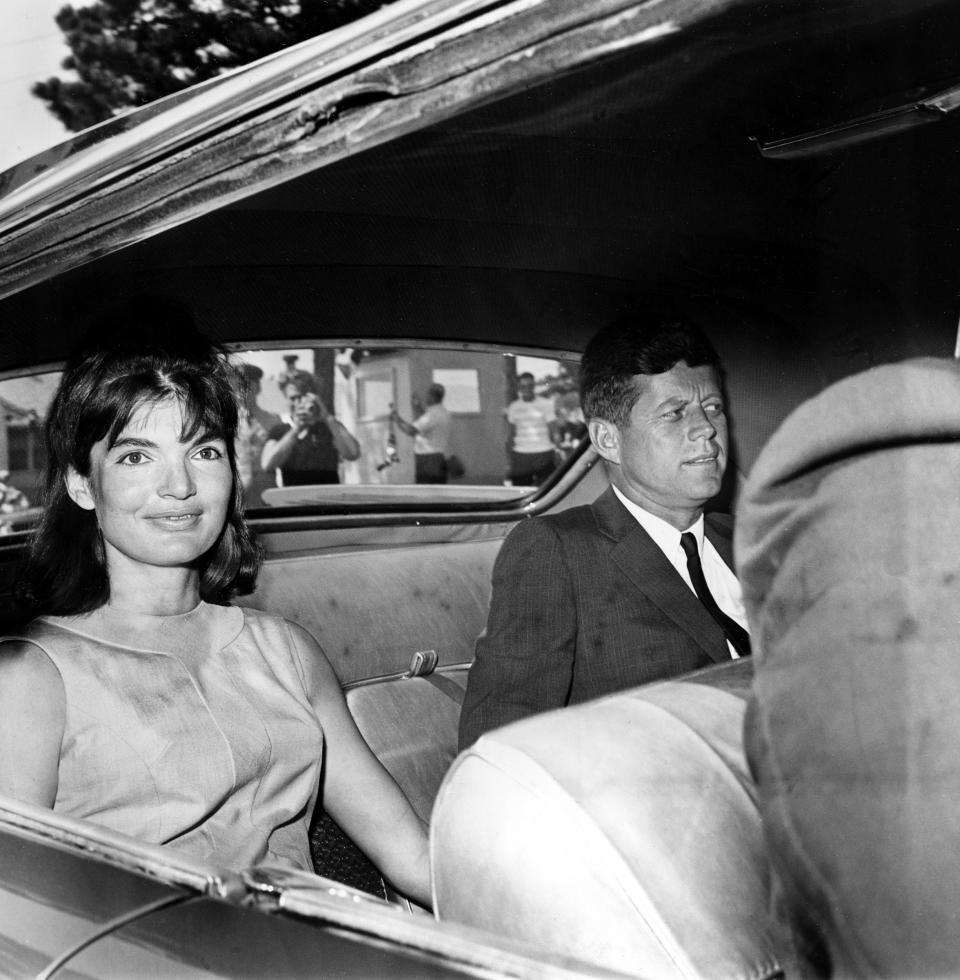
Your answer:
458;486;738;749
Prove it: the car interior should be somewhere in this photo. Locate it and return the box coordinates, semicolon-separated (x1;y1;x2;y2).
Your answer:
2;0;960;976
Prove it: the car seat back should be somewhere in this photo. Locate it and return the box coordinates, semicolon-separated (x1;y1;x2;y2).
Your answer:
240;538;497;818
431;659;801;979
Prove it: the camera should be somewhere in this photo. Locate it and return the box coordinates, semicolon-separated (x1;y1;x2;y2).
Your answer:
296;391;322;422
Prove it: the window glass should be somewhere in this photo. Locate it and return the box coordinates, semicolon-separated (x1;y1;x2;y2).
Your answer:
232;345;584;507
0;345;587;528
0;372;59;533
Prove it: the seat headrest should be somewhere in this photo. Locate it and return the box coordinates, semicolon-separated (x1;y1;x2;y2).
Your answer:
431;661;798;979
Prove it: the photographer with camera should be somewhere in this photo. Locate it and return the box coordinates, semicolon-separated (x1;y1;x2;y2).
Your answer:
262;375;360;486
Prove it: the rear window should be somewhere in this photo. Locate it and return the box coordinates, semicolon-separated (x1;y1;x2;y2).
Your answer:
0;344;586;529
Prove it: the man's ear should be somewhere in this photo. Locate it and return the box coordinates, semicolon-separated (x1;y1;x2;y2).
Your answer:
65;467;96;511
588;419;621;466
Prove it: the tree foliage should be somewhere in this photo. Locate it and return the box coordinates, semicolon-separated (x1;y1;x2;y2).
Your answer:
33;0;387;132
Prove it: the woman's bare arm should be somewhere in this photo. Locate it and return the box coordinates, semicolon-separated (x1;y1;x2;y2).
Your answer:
288;623;431;908
0;640;64;807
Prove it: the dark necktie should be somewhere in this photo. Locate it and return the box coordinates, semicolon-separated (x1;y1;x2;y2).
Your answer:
680;532;751;658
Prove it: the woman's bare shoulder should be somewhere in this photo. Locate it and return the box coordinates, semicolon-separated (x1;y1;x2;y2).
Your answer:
0;638;64;692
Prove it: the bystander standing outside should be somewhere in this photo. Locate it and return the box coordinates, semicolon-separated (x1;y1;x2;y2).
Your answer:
505;371;559;485
390;383;453;483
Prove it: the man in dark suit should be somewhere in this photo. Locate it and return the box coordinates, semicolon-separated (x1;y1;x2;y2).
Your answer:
459;315;749;750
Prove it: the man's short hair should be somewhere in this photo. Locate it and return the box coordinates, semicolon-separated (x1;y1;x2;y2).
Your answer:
580;315;721;428
281;373;316;396
240;362;263;382
428;382;445;402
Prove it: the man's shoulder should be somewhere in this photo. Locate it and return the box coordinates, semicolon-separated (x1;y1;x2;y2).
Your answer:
507;497;603;543
266;420;291;440
494;505;600;577
539;500;600;530
519;487;660;546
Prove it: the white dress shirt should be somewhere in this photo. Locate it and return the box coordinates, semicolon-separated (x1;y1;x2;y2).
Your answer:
413;403;452;455
611;486;750;659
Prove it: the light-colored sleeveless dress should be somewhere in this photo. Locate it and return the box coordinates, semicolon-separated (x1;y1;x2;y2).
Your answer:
8;602;324;871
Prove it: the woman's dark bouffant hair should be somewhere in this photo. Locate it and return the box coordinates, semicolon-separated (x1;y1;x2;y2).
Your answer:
21;300;262;616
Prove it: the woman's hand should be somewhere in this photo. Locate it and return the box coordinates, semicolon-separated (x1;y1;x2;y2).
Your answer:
287;623;432;909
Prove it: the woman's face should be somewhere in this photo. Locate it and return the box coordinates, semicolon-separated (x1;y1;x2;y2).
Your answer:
66;397;234;577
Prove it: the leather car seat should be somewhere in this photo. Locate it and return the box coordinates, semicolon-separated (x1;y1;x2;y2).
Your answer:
430;659;800;979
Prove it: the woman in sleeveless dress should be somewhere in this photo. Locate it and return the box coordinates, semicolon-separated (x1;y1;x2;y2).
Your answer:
0;305;431;907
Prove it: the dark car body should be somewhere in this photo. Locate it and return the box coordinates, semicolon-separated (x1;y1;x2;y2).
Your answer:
0;796;616;978
1;0;959;975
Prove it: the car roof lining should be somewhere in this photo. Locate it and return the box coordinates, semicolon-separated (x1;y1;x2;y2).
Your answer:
1;0;959;372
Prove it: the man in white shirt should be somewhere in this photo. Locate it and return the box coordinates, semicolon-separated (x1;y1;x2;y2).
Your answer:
391;383;453;483
460;315;747;749
505;372;560;486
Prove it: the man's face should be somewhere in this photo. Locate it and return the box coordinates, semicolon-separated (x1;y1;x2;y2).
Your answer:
601;361;727;527
285;383;309;412
517;376;536;401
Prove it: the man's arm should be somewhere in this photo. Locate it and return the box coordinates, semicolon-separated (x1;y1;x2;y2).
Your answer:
458;518;577;750
325;416;361;461
391;411;418;438
261;423;297;471
391;407;433;439
310;395;360;461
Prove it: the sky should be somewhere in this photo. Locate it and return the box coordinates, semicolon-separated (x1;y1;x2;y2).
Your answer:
1;0;74;175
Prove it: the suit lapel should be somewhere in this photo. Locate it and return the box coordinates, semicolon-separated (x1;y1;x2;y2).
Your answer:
592;488;730;664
